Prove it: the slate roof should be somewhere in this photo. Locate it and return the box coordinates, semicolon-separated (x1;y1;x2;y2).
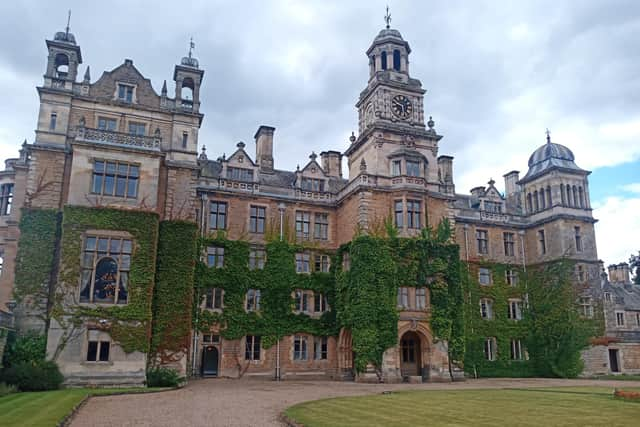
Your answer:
520;141;587;183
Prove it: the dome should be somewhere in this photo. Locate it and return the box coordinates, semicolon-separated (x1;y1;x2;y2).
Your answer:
374;28;404;42
54;31;76;45
181;56;199;68
520;138;586;183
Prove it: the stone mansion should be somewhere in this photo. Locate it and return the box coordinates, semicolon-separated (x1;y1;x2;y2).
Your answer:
0;21;638;385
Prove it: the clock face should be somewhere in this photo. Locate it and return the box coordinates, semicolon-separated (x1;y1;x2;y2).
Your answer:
391;95;413;119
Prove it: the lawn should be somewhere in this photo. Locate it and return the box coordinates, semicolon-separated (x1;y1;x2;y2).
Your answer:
0;387;165;427
285;387;640;427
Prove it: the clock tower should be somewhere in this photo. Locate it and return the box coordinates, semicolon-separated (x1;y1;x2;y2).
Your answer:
345;19;443;182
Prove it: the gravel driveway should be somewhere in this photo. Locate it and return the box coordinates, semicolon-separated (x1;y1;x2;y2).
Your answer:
70;378;640;427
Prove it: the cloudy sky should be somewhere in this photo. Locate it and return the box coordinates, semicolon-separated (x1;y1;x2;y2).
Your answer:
0;0;638;266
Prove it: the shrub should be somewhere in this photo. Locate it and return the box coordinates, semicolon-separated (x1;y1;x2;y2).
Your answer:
1;361;63;391
146;367;182;387
0;382;17;397
2;331;46;368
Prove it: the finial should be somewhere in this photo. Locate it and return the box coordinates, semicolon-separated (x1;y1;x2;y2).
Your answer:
384;5;392;29
83;66;90;83
349;131;356;143
545;128;551;144
296;164;301;172
237;141;246;149
360;158;367;171
23;138;27;146
65;10;71;36
488;178;495;186
427;116;435;131
309;151;317;161
188;37;195;59
198;145;208;161
161;80;167;96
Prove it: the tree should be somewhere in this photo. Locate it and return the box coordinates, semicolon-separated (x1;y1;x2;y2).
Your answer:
630;252;640;285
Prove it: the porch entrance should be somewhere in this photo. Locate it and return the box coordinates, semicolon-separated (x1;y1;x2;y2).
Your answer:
400;331;422;377
609;349;620;373
202;346;219;377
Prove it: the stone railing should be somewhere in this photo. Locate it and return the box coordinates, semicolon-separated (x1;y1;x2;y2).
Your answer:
391;176;426;186
76;126;161;151
480;210;509;222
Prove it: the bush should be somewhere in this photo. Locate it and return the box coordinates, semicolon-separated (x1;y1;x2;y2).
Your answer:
0;382;17;397
1;361;63;391
2;331;46;368
146;367;182;387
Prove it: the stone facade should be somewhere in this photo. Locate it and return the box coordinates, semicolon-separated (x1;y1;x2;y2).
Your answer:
0;22;627;386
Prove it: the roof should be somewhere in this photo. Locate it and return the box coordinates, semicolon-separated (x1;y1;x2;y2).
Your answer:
519;140;587;183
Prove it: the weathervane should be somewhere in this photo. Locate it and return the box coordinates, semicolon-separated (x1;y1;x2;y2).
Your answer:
384;5;392;29
188;37;195;59
545;128;551;144
65;10;71;36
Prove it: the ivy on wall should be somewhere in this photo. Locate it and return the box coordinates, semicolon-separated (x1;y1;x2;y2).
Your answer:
150;221;198;364
195;237;337;350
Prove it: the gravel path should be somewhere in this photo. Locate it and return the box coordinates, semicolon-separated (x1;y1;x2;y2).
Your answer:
70;378;640;427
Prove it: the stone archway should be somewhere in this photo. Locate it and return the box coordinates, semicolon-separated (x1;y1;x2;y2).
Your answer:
400;331;422;376
337;328;354;380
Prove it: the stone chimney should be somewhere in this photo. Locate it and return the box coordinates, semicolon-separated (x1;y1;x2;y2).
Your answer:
503;171;520;198
320;151;342;178
254;125;275;173
470;186;485;198
608;264;631;284
437;156;454;183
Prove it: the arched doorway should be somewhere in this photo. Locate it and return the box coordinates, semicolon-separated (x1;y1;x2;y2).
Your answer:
202;345;219;377
400;331;422;377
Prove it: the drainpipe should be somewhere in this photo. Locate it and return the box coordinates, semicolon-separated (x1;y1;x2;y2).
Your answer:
275;202;286;381
191;194;207;377
463;224;477;379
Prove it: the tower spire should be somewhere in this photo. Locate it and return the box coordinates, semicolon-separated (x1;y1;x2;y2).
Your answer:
384;5;392;29
546;128;551;144
65;10;71;37
188;37;195;59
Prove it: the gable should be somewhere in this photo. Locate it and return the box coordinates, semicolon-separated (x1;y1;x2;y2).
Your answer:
90;60;161;108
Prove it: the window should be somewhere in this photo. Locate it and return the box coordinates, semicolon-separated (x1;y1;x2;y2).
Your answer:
97;117;117;131
406;160;421;177
416;288;427;310
616;311;625;327
391;160;401;176
226;167;254;182
294;290;310;313
117;84;134;103
397;287;409;309
0;254;3;277
202;334;220;344
510;339;524;360
79;235;131;304
480;298;493;320
206;246;224;268
301;178;324;192
314;213;329;240
538;230;546;255
476;230;488;254
49;113;57;130
401;337;415;363
249;206;266;234
249;248;266;270
574;227;583;252
393;49;401;71
503;232;515;256
580;297;593;318
246;289;261;312
182;132;188;148
394;200;404;227
128;122;145;136
209;202;227;230
604;292;612;302
315;254;330;273
534;190;539;211
86;340;110;362
484;337;496;361
407;200;421;229
636;313;640;327
245;335;261;360
296;211;311;240
205;288;223;310
508;299;522;321
560;184;566;205
527;193;533;212
296;253;310;274
484;201;502;213
579;187;585;208
478;268;491;286
92;160;139;198
314;293;328;313
381;51;388;70
0;184;14;215
576;264;585;282
505;269;518;286
293;336;308;360
314;336;328;360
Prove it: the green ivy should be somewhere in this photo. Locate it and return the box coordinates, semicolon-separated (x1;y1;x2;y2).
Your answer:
150;221;198;363
195;237;338;349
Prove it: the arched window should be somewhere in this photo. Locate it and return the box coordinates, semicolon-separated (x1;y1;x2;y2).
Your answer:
540;188;546;210
80;236;131;304
381;51;388;70
527;193;532;213
560;184;565;205
54;53;70;79
181;77;195;107
393;49;401;71
579;186;585;208
93;257;119;302
566;185;573;206
572;185;578;207
371;54;376;72
534;190;539;211
546;186;552;207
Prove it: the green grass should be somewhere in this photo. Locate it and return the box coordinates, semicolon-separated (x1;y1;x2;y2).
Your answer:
0;387;166;427
285;387;640;427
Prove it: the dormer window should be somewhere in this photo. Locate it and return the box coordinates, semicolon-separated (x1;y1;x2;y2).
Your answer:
406;160;421;177
301;178;324;192
117;84;134;103
226;167;254;182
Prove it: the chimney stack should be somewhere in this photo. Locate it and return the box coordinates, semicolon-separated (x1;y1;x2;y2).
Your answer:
470;186;485;198
320;151;342;178
254;125;275;173
503;171;520;198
